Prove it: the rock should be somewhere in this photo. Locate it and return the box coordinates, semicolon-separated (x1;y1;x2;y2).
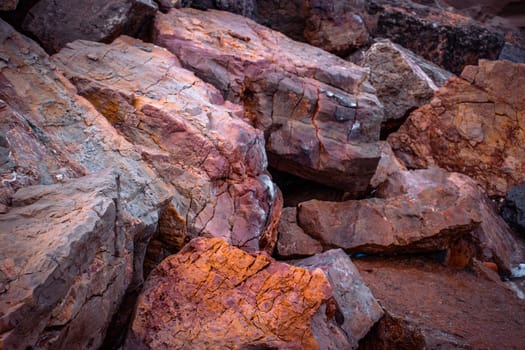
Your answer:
22;0;158;53
366;0;505;74
255;0;308;41
295;250;384;349
53;36;281;254
0;0;17;11
363;39;453;135
153;8;384;195
124;237;336;349
276;207;323;258
356;256;525;349
502;183;525;234
388;59;525;197
369;142;406;189
0;171;131;349
297;168;484;255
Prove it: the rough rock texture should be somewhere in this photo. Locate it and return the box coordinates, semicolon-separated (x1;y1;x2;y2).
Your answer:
0;171;132;349
193;0;256;16
297;169;485;255
363;39;453;133
0;0;17;11
276;207;323;258
125;237;337;349
21;0;158;53
295;250;384;349
502;183;525;235
366;0;505;74
369;142;406;189
154;8;384;195
357;256;525;349
388;59;525;197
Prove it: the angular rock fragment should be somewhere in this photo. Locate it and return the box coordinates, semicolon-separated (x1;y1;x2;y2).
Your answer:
153;8;384;195
124;237;335;349
22;0;158;53
276;207;323;258
53;36;281;253
388;59;525;196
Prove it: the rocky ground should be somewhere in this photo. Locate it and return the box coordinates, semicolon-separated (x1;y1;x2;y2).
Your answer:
1;0;525;349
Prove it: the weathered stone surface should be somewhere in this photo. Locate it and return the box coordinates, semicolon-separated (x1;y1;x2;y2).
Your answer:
53;36;281;254
154;8;384;195
0;0;18;11
369;142;406;189
363;39;453;133
388;59;525;197
124;237;335;349
276;207;323;258
357;256;525;349
22;0;158;53
502;183;525;235
297;168;484;255
295;250;383;349
0;171;131;349
366;0;505;74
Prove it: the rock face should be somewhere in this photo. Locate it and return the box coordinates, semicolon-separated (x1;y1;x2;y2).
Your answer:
53;36;281;254
276;207;323;258
0;172;132;349
363;39;453;133
367;0;505;74
502;183;525;234
388;59;525;197
153;8;384;195
125;237;337;349
0;0;17;11
22;0;158;53
357;256;525;349
295;250;384;349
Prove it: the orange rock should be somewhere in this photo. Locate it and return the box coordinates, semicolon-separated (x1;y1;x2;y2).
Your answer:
482;261;499;273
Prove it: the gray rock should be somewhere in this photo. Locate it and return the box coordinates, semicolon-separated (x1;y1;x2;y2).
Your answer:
502;183;525;235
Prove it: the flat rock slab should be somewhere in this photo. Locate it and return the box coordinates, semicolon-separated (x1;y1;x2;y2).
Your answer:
389;59;525;196
153;8;384;195
356;256;525;349
53;36;281;253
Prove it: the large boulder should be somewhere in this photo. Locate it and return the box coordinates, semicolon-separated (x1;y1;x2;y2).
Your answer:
124;237;349;349
22;0;158;53
388;59;525;197
0;171;132;349
153;8;384;196
53;36;281;254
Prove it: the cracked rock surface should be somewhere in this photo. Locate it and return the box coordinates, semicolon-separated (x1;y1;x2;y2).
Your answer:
153;8;384;195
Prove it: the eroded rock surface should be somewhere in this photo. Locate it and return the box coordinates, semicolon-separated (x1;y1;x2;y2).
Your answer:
276;207;323;258
388;59;525;196
153;8;384;195
53;36;281;254
124;237;336;349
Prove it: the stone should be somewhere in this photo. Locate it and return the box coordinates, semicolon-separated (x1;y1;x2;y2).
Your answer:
388;59;525;197
53;36;281;254
191;0;256;16
276;207;323;258
369;142;406;189
297;168;484;255
0;171;131;349
295;250;384;349
356;256;525;349
502;183;525;234
0;0;17;11
366;0;505;74
22;0;158;53
153;8;384;195
363;39;453;134
124;237;337;349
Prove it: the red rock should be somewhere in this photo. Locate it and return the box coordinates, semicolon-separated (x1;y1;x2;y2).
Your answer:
124;237;335;349
276;207;323;258
369;141;406;189
153;8;384;195
388;59;525;197
53;36;281;254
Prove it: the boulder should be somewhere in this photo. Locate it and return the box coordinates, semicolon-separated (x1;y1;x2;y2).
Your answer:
356;256;525;349
0;171;131;349
502;183;525;234
295;250;384;349
388;59;525;197
22;0;158;53
124;237;340;349
276;207;323;258
53;36;281;254
153;8;384;195
0;0;17;11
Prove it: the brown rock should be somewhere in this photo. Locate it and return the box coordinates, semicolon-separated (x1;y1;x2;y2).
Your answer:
357;256;525;349
22;0;158;53
276;207;323;258
153;8;384;195
124;237;334;349
369;141;406;189
388;59;525;197
53;36;281;254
